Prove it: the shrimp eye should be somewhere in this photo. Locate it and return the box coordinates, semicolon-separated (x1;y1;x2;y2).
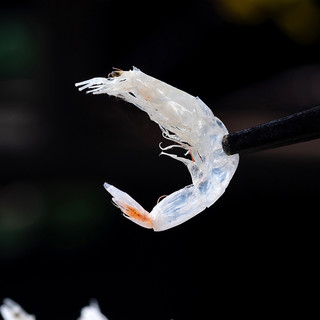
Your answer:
108;70;122;78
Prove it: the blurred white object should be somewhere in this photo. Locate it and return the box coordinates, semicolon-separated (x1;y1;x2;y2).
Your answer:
76;67;239;231
78;301;108;320
0;300;173;320
0;299;35;320
0;300;109;320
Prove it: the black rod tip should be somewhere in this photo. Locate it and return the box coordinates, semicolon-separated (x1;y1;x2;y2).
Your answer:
222;106;320;156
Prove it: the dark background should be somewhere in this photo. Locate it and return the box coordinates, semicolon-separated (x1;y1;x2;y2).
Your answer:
1;0;320;319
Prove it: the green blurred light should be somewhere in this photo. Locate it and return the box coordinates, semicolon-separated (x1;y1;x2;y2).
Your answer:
0;18;38;77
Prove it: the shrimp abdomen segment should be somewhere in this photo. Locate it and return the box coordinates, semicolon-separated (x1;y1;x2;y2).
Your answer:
103;182;152;229
150;185;207;231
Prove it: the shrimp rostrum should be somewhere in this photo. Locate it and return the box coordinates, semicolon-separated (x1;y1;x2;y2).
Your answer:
75;67;239;231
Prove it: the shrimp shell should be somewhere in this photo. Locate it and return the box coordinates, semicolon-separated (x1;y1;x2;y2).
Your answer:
75;67;239;231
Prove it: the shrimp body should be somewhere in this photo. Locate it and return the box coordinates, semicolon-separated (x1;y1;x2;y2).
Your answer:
76;67;239;231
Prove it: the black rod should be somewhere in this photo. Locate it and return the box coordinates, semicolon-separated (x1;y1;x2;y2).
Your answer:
222;106;320;156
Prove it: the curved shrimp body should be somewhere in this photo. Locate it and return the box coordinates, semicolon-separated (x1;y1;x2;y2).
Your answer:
76;67;239;231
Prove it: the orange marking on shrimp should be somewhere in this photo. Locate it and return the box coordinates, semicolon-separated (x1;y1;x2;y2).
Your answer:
119;202;152;226
189;150;195;162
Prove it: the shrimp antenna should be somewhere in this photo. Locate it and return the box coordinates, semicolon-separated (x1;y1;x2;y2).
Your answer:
222;105;320;155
